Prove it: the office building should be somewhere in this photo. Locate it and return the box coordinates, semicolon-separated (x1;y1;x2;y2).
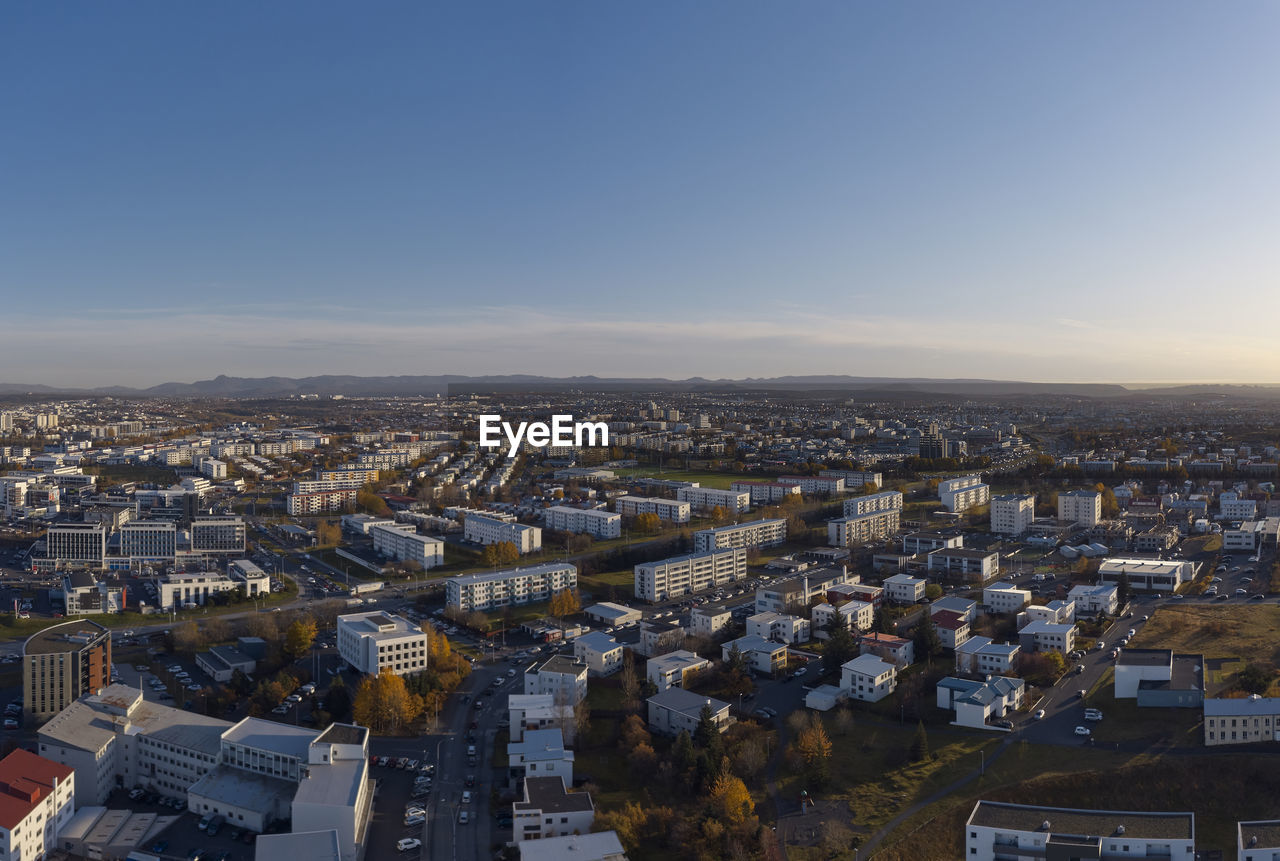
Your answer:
23;619;112;725
336;611;428;676
45;523;108;567
119;520;177;562
189;516;246;555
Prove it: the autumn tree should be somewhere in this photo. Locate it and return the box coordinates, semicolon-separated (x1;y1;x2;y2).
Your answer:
284;617;318;659
707;772;753;824
352;670;425;733
910;720;930;762
356;489;391;517
633;512;662;535
620;650;641;712
316;520;342;547
793;716;833;786
710;505;730;524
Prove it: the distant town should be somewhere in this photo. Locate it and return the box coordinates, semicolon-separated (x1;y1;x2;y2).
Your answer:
0;385;1278;861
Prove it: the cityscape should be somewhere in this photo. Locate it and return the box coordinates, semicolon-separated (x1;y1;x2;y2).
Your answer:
4;2;1279;861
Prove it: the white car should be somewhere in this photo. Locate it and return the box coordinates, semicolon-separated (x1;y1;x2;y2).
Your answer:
404;806;425;818
397;838;422;852
403;815;425;827
1033;709;1045;720
1074;726;1091;736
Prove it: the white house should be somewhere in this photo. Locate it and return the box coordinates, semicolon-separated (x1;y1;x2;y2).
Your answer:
513;776;595;840
523;656;589;705
689;607;732;638
646;688;730;737
508;695;564;743
573;632;624;677
1022;600;1075;626
721;635;787;676
507;728;574;788
841;654;897;702
746;611;811;645
937;676;1025;729
883;573;926;604
0;749;76;861
983;582;1031;614
1068;583;1119;616
1018;620;1076;654
646;650;710;692
931;610;971;650
929;596;977;624
954;637;1021;676
811;600;874;639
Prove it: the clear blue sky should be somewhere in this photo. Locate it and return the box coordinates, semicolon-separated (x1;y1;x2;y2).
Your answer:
3;2;1278;387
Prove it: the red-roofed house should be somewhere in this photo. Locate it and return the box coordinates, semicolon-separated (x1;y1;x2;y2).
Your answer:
0;748;75;861
859;632;915;668
931;610;971;650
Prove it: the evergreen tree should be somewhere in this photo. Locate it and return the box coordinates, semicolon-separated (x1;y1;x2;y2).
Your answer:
909;720;930;762
823;623;858;673
913;614;941;660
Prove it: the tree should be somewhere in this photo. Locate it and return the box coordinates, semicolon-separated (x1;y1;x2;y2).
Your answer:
707;772;753;824
925;583;943;601
324;675;353;722
909;720;930;762
549;588;581;620
1116;570;1134;606
694;704;720;749
1238;663;1273;695
356;489;391;517
913;614;942;660
725;642;747;675
316;520;342;547
793;718;833;785
352;670;424;733
710;505;730;525
633;512;662;535
284;618;318;659
832;707;854;737
874;609;892;635
823;623;857;673
620;651;641;712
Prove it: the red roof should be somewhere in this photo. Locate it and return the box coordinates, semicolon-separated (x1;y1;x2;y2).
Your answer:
932;610;967;630
0;749;73;830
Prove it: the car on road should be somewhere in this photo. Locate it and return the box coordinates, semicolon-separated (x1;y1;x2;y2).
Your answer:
993;718;1014;729
458;811;470;824
465;774;475;787
1075;664;1085;674
462;790;472;804
1074;726;1091;736
1236;588;1249;596
398;839;422;852
1033;709;1045;720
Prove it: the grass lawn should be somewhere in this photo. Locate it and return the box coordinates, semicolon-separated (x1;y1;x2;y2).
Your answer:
1130;604;1280;674
578;568;634;597
614;468;741;490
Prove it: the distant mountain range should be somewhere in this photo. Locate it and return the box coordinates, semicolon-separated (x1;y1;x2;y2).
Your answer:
2;374;1280;400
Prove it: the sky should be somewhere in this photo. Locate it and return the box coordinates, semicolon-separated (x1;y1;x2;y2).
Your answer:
3;2;1279;388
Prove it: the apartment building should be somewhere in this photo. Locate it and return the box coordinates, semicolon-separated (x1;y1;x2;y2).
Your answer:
337;611;428;675
370;523;443;570
990;494;1035;536
693;519;787;553
983;582;1031;614
445;563;578;612
614;496;691;523
1058;490;1103;528
883;573;926;604
1018;620;1076;654
746;612;811;644
938;476;990;512
287;489;358;515
927;548;999;583
842;490;904;518
841;654;897;702
860;632;915;668
721;635;787;676
689;607;732;638
524;656;589;705
811;600;874;637
676;485;751;514
777;475;846;495
513;776;596;841
507;728;574;788
508;695;565;743
315;467;381;485
827;508;901;547
0;749;76;861
544;506;622;539
954;637;1020;676
573;632;624;677
45;523;107;567
189;516;246;555
646;650;710;691
729;481;801;505
820;469;882;490
964;801;1194;861
292;478;365;494
464;514;542;554
646;688;730;737
1068;583;1120;615
1204;695;1280;746
634;548;746;602
901;531;963;553
23;619;112;725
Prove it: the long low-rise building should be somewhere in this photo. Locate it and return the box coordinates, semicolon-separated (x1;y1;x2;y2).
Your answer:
1097;557;1195;592
464;514;542;554
693;519;787;553
446;563;578;612
287;489;358;515
369;523;443;570
1204;695;1280;746
828;508;901;547
676;486;751;514
964;801;1195;861
634;548;747;602
544;506;622;539
615;496;691;523
842;490;903;518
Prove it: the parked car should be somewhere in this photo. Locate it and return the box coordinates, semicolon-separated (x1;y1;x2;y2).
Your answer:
398;839;422;852
1073;726;1091;737
1033;709;1046;720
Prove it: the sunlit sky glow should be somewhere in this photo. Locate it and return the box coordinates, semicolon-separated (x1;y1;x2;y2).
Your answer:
3;2;1278;388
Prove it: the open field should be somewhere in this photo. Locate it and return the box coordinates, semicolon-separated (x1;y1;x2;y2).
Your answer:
1130;604;1280;670
1082;668;1203;746
613;467;742;489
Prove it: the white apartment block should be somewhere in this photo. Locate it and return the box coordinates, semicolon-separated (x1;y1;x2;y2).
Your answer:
777;475;846;495
730;481;801;505
370;523;443;570
676;486;751;514
1068;583;1120;615
189;516;245;555
544;506;622;539
292;478;365;494
964;801;1194;861
983;582;1031;614
513;777;596;841
1018;620;1076;654
0;750;76;861
464;514;542;554
689;607;732;638
446;563;578;612
819;469;882;489
614;496;691;523
841;654;897;703
811;600;874;637
746;611;810;644
1058;490;1102;528
633;548;747;602
1204;696;1280;746
939;478;990;512
927;548;999;582
646;650;710;691
573;632;624;676
842;490;904;517
883;573;926;604
954;637;1020;676
337;611;428;675
828;508;901;547
1221;497;1258;520
286;489;358;515
315;467;381;484
523;656;589;705
199;458;228;480
990;493;1035;536
692;518;787;553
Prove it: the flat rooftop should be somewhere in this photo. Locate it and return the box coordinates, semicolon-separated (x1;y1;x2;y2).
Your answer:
1117;648;1172;667
222;717;315;760
968;800;1193;840
25;619;109;655
1239;820;1280;851
189;765;295;813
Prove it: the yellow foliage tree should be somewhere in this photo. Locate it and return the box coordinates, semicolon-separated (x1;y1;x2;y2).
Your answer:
284;618;318;659
633;512;661;534
707;772;753;824
352;670;424;733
